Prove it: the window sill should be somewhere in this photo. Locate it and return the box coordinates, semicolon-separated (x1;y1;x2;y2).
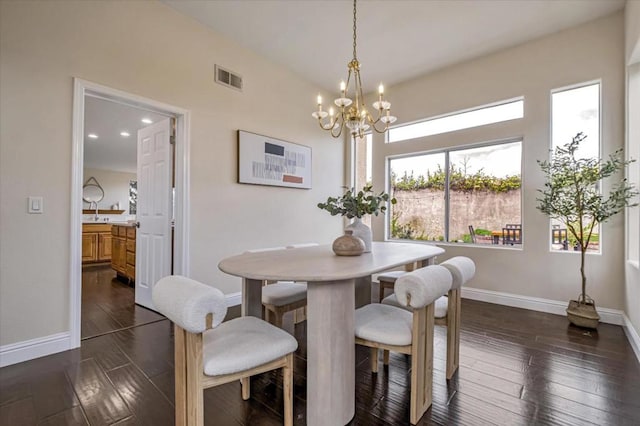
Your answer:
385;238;523;251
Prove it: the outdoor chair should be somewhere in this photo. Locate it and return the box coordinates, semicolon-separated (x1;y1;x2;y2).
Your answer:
502;223;522;245
382;256;476;379
152;276;297;426
355;265;453;424
552;225;568;250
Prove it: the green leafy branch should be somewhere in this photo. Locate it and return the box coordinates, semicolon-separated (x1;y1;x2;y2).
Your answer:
318;184;397;219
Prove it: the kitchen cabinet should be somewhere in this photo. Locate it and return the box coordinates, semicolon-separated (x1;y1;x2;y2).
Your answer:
82;223;112;264
111;224;135;282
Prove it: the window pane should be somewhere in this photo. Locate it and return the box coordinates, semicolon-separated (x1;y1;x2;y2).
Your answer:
551;83;600;252
389;153;446;241
388;99;523;143
449;142;522;245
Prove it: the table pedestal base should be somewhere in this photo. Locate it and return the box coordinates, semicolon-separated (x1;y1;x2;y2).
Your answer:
306;279;355;426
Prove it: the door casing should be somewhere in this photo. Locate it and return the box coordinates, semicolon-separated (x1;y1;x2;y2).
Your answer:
70;78;190;348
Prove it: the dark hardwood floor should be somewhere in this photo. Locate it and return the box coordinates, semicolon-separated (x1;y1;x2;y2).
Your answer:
2;283;639;425
81;265;164;340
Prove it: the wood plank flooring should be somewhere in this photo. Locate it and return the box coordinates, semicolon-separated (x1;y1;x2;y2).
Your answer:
2;283;639;425
81;265;164;340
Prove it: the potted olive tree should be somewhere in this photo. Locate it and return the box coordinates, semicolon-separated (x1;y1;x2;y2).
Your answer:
537;133;638;328
318;184;396;253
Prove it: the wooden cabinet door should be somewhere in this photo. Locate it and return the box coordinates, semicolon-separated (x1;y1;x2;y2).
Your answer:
82;233;98;262
111;237;125;273
98;233;112;261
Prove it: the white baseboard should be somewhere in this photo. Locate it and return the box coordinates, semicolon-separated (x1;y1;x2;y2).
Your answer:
623;314;640;364
0;332;71;368
225;292;242;307
461;287;625;325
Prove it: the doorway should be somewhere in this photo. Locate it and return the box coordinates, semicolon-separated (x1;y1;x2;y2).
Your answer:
70;78;190;348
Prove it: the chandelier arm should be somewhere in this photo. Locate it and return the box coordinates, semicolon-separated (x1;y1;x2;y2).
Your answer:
369;119;390;134
331;118;344;138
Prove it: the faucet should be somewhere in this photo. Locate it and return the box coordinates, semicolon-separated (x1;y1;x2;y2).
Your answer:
91;201;99;221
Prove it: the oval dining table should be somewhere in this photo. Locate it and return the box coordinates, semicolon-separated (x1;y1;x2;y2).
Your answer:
219;241;445;426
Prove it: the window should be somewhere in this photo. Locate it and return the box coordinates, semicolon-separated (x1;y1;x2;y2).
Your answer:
550;82;600;252
129;180;137;215
389;140;522;246
388;99;523;143
353;133;373;227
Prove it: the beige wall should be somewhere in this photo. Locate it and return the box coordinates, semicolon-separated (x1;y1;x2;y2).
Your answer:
371;13;626;310
627;0;640;64
625;1;640;337
0;1;343;346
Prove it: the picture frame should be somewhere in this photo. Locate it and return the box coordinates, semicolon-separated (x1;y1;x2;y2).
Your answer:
238;130;312;189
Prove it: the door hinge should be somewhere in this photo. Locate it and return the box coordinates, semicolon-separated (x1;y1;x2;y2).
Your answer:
170;135;176;145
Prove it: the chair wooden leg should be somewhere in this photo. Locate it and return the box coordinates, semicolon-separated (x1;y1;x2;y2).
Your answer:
410;305;434;425
283;353;294;426
185;331;204;426
446;288;461;380
383;350;390;366
370;347;379;373
274;310;284;329
293;306;307;324
174;325;187;426
241;377;250;400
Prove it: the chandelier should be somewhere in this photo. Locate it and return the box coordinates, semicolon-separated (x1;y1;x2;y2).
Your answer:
312;0;397;139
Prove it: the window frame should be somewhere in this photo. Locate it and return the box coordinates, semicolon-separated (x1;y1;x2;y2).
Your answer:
548;79;602;255
386;97;524;144
386;137;524;248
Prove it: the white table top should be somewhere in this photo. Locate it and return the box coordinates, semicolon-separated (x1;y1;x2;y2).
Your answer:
218;241;445;282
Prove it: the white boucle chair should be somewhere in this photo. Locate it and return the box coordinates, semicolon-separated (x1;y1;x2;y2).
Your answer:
382;256;476;379
152;276;297;426
247;244;317;328
355;265;453;425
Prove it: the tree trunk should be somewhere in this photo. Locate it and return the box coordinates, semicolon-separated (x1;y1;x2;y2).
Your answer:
580;244;587;303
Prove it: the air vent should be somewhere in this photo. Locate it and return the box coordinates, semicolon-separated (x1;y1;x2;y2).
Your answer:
215;65;243;91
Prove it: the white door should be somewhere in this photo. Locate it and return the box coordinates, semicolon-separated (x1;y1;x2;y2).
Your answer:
135;118;173;309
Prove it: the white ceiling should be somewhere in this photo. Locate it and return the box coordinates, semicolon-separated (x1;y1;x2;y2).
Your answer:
83;96;168;174
163;0;625;93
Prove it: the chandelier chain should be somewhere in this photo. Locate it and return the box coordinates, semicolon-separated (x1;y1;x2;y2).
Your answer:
352;0;357;60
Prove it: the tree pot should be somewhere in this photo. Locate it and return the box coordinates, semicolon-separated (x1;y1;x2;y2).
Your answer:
566;299;600;329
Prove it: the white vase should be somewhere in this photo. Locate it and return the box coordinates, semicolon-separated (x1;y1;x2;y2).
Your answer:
345;217;372;253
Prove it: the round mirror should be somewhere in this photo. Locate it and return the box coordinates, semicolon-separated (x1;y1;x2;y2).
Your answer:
83;184;104;204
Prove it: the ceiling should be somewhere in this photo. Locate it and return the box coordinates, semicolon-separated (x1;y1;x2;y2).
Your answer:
85;0;625;173
83;96;168;174
163;0;625;93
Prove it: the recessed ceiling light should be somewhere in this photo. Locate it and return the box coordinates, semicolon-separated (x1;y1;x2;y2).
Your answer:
87;133;98;139
141;118;153;124
120;131;131;137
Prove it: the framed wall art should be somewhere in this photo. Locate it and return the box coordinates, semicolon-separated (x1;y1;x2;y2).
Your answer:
238;130;312;189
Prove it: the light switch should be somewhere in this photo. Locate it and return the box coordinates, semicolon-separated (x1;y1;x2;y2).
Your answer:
28;196;43;214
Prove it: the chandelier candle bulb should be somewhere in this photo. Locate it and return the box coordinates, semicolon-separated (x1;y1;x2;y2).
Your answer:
317;95;322;106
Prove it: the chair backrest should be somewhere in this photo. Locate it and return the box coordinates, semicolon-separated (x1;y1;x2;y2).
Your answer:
152;276;227;333
468;225;476;244
505;223;521;229
502;226;522;244
440;256;476;290
394;265;452;310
